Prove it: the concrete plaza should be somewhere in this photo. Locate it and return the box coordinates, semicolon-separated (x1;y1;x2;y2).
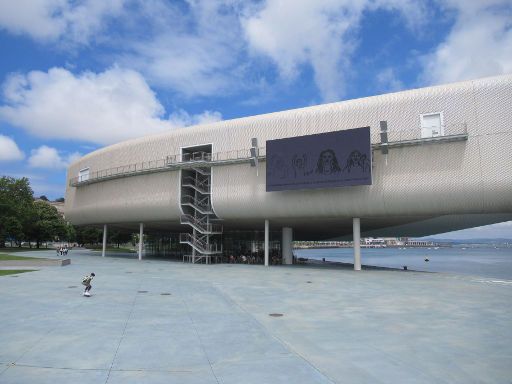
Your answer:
0;249;511;383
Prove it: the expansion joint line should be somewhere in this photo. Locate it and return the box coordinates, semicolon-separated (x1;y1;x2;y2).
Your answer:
7;292;92;372
177;286;220;384
104;279;143;384
0;364;10;377
213;283;337;384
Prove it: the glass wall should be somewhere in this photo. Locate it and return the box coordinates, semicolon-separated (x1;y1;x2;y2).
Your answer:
145;233;190;260
221;230;282;265
145;230;283;265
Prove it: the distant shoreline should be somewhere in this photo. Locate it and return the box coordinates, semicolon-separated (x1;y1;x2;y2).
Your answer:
300;258;424;272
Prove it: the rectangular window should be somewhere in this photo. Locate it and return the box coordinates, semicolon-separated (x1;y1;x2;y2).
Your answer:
420;112;444;138
78;168;90;182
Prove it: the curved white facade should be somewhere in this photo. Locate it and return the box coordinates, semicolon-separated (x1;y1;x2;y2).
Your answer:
65;74;512;240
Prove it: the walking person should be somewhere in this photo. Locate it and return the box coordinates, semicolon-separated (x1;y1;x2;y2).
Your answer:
82;273;95;297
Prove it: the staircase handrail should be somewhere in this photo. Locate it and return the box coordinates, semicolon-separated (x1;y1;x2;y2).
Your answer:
180;214;222;233
179;233;222;253
191;167;211;176
181;195;212;212
182;176;211;193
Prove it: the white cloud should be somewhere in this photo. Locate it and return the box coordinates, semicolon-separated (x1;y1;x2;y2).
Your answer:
376;68;404;92
242;0;427;102
28;145;80;169
422;0;512;85
123;1;244;98
0;134;24;161
0;67;222;145
0;0;126;43
129;34;236;98
168;109;223;128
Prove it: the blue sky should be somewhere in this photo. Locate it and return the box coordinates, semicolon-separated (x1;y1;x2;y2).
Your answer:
0;0;511;239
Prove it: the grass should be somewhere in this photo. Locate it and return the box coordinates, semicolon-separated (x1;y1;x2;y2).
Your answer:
0;270;37;276
0;247;52;253
0;254;43;261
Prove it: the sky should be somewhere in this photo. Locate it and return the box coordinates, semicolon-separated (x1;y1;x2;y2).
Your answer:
0;0;511;239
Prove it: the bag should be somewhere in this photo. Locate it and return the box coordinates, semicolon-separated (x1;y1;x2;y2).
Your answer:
82;276;89;285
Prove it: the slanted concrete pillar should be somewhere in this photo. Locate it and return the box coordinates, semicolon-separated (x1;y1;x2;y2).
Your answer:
139;223;144;261
264;220;269;267
102;224;108;258
282;227;293;265
353;218;361;271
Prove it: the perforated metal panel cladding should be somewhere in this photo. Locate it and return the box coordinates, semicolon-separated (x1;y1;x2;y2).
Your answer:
65;74;512;230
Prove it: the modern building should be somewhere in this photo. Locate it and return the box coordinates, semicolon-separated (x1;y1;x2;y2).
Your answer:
65;74;512;268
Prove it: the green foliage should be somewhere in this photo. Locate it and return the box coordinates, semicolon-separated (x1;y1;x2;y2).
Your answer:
75;226;103;245
108;230;133;247
0;176;136;249
0;176;71;248
0;176;34;247
0;270;37;276
65;223;76;242
27;200;68;247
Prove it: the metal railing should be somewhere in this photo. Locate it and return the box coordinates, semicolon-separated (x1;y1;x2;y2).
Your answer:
180;214;223;234
69;158;168;186
167;151;212;164
179;233;223;254
191;167;211;176
181;176;211;194
70;147;264;187
371;122;468;145
70;123;467;187
181;195;213;214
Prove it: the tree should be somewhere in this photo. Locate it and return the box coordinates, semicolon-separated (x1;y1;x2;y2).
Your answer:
39;195;49;201
108;230;133;248
55;197;65;203
75;226;102;246
65;223;76;243
27;201;67;248
0;177;34;247
4;216;24;247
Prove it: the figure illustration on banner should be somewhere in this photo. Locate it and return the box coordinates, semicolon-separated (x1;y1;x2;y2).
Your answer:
292;153;314;178
344;150;370;173
316;149;342;175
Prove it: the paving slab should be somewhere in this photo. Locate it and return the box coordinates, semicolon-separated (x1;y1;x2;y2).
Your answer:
0;248;511;384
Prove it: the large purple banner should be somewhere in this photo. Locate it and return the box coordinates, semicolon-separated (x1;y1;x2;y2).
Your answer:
266;127;372;192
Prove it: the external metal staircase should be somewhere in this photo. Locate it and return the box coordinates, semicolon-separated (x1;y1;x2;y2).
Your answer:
181;175;210;194
180;195;214;215
178;153;222;263
180;214;222;234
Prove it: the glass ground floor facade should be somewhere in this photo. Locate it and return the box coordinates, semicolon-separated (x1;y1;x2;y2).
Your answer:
145;230;283;264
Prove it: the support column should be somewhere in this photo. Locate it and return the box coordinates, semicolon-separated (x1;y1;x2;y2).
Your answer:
138;223;144;261
282;227;293;265
264;220;269;267
353;218;361;271
192;228;196;264
102;224;107;258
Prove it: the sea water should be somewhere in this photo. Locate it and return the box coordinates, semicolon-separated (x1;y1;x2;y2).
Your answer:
294;246;512;280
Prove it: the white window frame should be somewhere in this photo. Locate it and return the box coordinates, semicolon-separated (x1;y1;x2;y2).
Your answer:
78;167;90;182
420;112;444;138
